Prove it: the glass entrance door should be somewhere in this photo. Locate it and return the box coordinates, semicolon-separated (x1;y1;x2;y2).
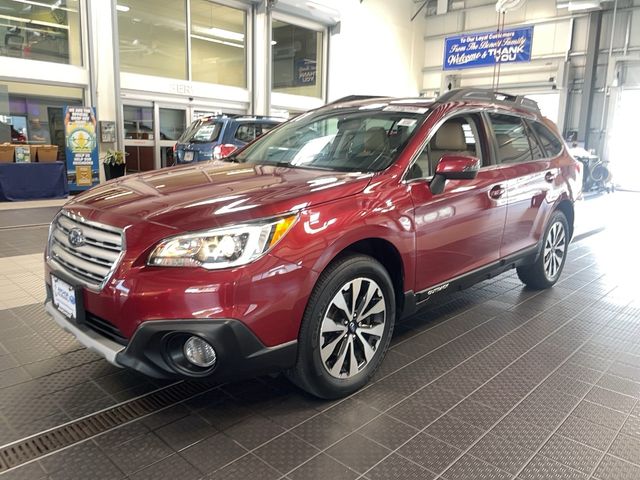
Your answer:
123;102;188;172
123;103;155;173
158;107;187;168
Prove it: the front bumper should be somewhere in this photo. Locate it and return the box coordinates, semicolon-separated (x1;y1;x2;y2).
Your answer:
45;300;298;381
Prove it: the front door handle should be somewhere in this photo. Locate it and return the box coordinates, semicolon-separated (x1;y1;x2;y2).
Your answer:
545;171;556;183
489;185;505;200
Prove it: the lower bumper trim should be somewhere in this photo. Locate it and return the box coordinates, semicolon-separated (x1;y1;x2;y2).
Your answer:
45;301;125;367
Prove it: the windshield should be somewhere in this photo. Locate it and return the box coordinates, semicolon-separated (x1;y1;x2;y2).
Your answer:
232;107;427;172
179;119;222;144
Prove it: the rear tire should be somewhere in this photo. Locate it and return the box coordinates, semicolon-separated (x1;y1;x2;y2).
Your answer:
287;254;395;399
517;211;569;290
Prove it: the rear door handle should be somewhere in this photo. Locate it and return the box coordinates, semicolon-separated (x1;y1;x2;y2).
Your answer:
545;171;556;183
489;185;505;200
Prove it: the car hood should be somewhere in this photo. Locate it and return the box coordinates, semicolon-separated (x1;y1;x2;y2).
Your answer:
66;161;372;231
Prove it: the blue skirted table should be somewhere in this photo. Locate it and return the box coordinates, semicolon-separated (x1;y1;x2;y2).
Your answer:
0;162;69;201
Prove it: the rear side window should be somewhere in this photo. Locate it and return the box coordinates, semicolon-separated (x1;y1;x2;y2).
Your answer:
488;113;533;164
235;123;276;143
531;121;564;158
525;122;545;160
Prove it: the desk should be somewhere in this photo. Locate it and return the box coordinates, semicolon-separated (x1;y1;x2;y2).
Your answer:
0;162;69;201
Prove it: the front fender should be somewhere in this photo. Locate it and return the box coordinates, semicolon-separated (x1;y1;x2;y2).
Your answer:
271;190;416;293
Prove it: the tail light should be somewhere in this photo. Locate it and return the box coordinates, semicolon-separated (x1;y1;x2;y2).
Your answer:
213;144;238;160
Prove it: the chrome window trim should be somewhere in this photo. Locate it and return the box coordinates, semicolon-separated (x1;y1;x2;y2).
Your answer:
47;210;126;292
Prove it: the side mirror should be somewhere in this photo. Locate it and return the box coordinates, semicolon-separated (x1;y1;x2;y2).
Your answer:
435;155;480;180
430;155;480;194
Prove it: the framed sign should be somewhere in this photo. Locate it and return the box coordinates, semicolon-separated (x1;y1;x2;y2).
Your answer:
64;106;98;190
443;26;534;71
99;121;116;143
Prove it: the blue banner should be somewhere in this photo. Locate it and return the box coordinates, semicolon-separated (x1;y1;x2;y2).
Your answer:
64;106;98;190
443;26;533;71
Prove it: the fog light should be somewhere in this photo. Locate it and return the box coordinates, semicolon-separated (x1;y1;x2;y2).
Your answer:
183;336;217;368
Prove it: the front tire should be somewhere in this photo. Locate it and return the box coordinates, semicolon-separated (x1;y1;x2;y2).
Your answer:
287;254;395;399
517;211;569;290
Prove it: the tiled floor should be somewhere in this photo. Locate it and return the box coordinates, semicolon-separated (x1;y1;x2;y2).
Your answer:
0;193;638;479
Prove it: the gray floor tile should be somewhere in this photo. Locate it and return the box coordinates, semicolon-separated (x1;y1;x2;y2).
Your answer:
326;433;391;474
397;433;462;473
254;432;319;474
364;454;437;480
442;455;512;480
288;453;359;480
539;434;603;474
593;454;640;480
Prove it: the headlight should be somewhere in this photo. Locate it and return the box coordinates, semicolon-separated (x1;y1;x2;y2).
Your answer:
147;214;298;269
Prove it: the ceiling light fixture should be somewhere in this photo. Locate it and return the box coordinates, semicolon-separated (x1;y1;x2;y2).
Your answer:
191;33;243;49
11;0;77;13
116;4;130;12
206;27;244;42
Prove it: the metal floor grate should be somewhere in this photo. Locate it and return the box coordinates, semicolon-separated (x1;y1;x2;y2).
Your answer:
0;381;215;474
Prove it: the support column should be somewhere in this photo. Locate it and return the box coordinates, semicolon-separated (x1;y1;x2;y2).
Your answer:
252;0;272;116
87;0;120;183
577;10;602;147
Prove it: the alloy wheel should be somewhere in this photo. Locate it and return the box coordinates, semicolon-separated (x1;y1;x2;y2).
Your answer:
543;221;566;280
319;277;386;379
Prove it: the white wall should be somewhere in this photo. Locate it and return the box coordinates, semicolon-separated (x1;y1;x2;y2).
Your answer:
323;0;427;100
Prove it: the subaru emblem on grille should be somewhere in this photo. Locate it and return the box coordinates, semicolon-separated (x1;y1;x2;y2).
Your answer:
68;227;85;248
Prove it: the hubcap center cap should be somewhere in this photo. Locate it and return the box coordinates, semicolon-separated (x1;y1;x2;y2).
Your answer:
348;321;357;334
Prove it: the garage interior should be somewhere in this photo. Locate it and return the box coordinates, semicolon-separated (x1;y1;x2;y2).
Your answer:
1;0;640;479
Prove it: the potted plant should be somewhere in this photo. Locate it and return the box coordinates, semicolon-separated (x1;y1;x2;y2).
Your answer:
103;149;127;180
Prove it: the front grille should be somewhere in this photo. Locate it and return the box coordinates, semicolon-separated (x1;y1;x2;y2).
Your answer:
84;312;128;345
49;211;124;290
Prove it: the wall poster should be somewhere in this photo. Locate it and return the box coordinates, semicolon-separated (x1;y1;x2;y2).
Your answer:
64;106;98;189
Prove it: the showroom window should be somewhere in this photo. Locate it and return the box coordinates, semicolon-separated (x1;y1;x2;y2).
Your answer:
0;81;84;160
190;0;246;87
272;19;323;98
0;0;82;65
118;0;188;79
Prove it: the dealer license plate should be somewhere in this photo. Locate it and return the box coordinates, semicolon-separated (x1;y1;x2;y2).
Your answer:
51;275;77;320
184;151;194;162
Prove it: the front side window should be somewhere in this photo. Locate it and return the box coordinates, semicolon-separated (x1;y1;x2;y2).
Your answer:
235;123;278;143
0;0;82;65
118;0;187;79
407;115;484;180
488;113;533;164
272;20;323;98
233;109;425;172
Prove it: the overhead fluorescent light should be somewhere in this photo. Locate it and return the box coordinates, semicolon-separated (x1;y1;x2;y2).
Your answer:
191;33;243;49
0;14;30;23
207;27;244;42
11;0;78;13
31;18;69;29
557;1;602;11
116;4;130;12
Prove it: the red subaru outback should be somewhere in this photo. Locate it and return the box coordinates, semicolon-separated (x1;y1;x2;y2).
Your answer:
45;89;581;399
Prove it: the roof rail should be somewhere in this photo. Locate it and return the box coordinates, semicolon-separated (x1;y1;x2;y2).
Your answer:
328;95;388;105
435;88;541;115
